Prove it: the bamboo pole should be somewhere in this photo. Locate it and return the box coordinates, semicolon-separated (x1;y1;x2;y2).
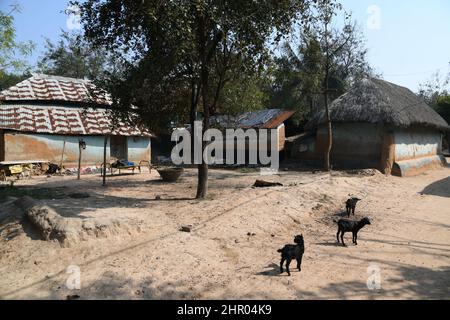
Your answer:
102;136;108;186
77;141;82;180
59;139;66;174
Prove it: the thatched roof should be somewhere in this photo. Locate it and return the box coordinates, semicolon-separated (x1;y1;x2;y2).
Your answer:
305;78;450;131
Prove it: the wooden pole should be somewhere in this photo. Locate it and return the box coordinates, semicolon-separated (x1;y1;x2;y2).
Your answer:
77;141;82;180
59;139;66;174
102;136;107;186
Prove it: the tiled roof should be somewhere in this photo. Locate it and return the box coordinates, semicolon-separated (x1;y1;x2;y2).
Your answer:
0;74;111;105
0;104;152;137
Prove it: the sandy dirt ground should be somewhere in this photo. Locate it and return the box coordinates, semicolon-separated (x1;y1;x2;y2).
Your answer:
0;162;449;300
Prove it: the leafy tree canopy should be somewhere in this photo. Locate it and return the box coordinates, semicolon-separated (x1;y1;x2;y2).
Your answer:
268;0;372;128
37;30;115;80
74;0;310;198
0;4;35;84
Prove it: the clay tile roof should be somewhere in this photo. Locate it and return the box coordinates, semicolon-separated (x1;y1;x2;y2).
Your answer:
0;75;152;137
0;74;111;105
0;104;152;137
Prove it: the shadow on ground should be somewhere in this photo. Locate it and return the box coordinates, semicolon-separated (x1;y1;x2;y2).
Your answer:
296;264;450;300
20;272;199;300
420;176;450;198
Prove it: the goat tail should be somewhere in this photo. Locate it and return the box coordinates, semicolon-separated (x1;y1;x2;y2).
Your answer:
277;249;283;253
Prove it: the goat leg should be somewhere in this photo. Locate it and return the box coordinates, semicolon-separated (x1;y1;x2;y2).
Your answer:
297;255;303;272
337;230;341;243
286;259;292;276
280;258;285;274
341;232;346;247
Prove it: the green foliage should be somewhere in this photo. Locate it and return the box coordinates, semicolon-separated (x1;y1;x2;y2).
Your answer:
0;5;35;81
219;75;270;116
0;71;30;91
433;95;450;124
37;31;113;80
73;0;309;133
418;71;450;106
268;0;372;129
418;71;450;125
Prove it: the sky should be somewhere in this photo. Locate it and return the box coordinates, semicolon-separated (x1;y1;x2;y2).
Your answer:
1;0;449;92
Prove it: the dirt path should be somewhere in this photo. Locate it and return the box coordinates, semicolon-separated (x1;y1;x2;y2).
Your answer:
0;165;449;300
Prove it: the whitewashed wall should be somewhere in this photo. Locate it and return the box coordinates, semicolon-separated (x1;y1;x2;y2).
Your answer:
394;129;441;161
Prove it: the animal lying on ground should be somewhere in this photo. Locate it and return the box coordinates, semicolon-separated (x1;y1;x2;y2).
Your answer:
335;217;371;246
345;197;361;217
277;235;305;276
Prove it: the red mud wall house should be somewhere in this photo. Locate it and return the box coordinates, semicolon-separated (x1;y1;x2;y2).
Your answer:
0;74;152;168
214;109;295;164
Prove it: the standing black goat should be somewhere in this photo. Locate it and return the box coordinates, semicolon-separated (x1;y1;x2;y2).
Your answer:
345;197;361;217
335;217;371;246
277;235;305;276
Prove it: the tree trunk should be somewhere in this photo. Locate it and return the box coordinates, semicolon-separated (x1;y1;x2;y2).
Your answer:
323;61;332;171
323;18;332;172
196;14;210;199
196;162;208;198
190;80;209;199
190;81;199;165
324;93;332;171
196;79;210;199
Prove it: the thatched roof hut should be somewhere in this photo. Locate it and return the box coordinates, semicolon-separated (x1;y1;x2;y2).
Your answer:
306;78;449;131
293;78;449;176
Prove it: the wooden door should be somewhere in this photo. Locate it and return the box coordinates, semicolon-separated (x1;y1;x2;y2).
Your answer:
110;136;127;160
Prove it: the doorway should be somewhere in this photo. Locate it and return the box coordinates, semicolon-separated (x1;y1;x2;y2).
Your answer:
110;136;128;160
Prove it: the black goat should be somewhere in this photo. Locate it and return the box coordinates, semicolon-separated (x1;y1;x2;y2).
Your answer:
335;217;371;246
345;197;361;217
277;235;305;276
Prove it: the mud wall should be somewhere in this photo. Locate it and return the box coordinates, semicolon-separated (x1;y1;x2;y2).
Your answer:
127;136;151;163
316;123;384;169
393;128;441;161
277;124;286;151
4;132;151;166
0;130;4;161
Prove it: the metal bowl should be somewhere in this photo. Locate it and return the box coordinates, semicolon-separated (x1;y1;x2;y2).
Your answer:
156;167;184;182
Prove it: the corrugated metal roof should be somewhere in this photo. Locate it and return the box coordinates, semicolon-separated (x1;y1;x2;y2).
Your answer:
0;104;151;137
0;74;111;105
210;109;295;129
237;109;282;128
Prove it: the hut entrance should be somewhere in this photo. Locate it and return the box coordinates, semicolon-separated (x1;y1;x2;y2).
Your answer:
380;132;395;175
110;136;128;160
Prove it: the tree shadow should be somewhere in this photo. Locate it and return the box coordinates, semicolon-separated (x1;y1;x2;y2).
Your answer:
147;197;195;202
0;200;42;241
46;193;152;219
24;272;199;300
315;242;345;247
296;251;450;300
420;176;450;198
299;265;450;300
333;211;351;218
363;237;450;257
